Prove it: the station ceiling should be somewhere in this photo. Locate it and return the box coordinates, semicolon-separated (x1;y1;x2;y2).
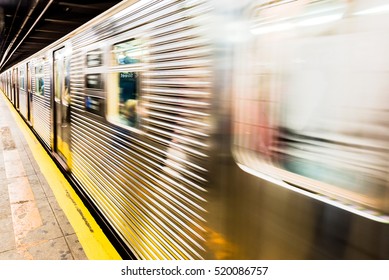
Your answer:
0;0;122;72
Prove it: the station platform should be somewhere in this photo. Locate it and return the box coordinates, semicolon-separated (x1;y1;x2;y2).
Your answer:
0;93;121;260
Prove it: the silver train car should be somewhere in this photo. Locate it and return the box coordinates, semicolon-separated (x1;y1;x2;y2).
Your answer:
1;0;389;259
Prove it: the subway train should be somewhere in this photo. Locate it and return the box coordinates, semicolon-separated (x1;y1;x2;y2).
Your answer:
1;0;389;259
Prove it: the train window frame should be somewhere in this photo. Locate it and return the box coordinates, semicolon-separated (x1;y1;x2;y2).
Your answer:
85;73;104;90
105;38;145;131
85;48;105;90
19;68;25;90
34;61;45;96
86;49;103;68
83;46;107;117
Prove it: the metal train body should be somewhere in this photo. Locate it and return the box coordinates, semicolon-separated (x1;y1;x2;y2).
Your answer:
1;0;389;259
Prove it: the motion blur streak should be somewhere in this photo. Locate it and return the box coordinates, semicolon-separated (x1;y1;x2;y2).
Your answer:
1;0;389;260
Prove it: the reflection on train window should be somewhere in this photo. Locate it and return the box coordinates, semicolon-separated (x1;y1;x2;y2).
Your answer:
86;49;103;67
107;39;143;129
234;0;389;213
85;74;103;89
35;64;44;95
107;71;139;128
112;39;142;65
19;69;25;90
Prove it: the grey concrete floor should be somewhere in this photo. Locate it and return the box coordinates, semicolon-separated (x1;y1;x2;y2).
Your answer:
0;95;87;260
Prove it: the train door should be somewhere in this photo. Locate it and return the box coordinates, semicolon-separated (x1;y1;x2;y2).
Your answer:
26;62;33;124
10;70;14;104
7;72;10;98
8;71;11;99
14;68;19;110
53;47;71;168
11;69;15;105
12;68;19;109
10;70;13;102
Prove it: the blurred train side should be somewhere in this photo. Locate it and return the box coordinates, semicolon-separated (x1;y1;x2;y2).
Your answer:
1;0;389;259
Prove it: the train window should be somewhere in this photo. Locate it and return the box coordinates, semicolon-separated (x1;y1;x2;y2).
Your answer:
19;68;25;90
85;74;103;89
35;64;44;96
106;39;144;129
86;49;103;67
234;0;389;214
107;71;139;128
112;39;142;65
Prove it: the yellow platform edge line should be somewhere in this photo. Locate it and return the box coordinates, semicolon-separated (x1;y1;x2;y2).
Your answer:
2;93;122;260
